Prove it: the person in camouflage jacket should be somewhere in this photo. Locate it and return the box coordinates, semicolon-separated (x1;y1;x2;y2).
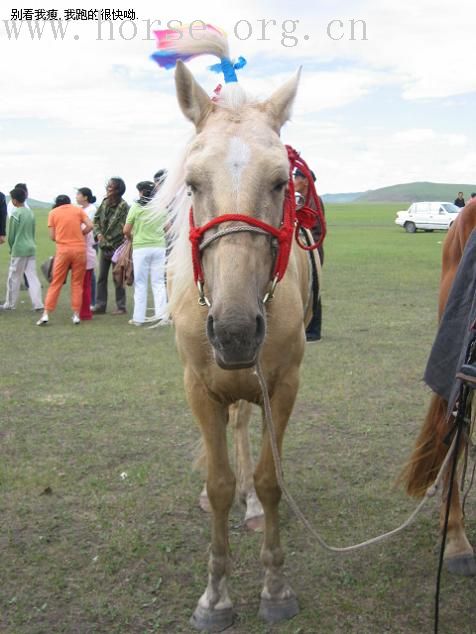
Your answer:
93;177;129;314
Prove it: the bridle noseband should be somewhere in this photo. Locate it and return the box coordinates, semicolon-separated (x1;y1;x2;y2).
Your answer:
189;145;326;307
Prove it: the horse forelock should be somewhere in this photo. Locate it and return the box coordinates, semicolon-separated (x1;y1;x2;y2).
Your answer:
215;82;255;111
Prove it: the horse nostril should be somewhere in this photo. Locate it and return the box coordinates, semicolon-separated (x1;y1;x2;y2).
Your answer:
256;314;265;342
207;315;215;340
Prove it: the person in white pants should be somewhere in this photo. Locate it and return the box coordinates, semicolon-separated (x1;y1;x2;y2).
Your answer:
123;181;167;325
1;187;43;310
4;256;43;309
7;183;33;290
131;246;166;321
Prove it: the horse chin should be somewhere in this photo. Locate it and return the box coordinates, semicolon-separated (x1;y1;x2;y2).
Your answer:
213;349;258;371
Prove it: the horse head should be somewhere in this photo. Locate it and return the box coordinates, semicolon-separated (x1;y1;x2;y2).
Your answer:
174;61;301;370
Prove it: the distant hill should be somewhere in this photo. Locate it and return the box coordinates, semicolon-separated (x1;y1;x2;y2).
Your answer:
322;182;476;204
321;192;362;203
28;198;51;209
5;195;50;209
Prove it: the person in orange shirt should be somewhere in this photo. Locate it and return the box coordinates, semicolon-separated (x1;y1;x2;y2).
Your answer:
36;195;93;326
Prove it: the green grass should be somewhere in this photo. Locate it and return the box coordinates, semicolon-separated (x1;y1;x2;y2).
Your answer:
1;204;474;633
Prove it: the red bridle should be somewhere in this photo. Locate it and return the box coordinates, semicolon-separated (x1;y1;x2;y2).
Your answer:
189;145;326;304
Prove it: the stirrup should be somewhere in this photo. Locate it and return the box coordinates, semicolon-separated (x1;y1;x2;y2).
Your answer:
456;363;476;389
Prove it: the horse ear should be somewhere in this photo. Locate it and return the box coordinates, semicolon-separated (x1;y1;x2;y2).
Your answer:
175;60;213;129
262;67;302;132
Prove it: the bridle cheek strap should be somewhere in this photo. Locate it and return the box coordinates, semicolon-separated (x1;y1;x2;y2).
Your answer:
188;145;326;302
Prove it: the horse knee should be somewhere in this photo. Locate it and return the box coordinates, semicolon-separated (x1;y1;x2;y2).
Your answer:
207;475;236;511
254;473;281;506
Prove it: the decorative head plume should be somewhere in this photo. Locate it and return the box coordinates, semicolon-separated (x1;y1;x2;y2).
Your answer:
151;23;247;83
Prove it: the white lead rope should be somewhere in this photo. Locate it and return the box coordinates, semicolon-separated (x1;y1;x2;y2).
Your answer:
255;360;459;553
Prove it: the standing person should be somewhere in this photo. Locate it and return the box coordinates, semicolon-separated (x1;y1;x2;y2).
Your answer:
76;187;97;309
153;169;167;191
123;181;167;326
293;167;325;342
36;195;93;326
1;187;43;311
93;177;129;315
0;190;7;244
454;191;465;208
79;218;96;321
7;182;30;217
76;187;97;223
471;193;476;200
7;183;31;288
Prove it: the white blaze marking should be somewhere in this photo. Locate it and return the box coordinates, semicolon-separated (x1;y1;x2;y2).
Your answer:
226;136;251;194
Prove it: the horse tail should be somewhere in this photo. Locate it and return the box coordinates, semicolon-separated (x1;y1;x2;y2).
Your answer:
402;202;476;498
400;392;450;498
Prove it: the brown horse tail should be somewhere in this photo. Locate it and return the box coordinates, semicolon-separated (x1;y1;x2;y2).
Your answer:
400;392;450;498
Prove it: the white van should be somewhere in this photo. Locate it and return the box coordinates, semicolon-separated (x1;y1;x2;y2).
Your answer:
395;201;461;233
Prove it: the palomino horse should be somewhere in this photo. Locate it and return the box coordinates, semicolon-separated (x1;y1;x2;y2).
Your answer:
157;58;320;629
403;199;476;576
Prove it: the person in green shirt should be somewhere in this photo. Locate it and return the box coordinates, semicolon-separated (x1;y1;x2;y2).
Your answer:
1;187;43;311
123;180;167;326
93;177;130;314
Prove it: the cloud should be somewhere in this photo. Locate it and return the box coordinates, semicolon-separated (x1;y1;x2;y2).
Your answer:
291;125;473;193
0;0;474;200
347;0;476;100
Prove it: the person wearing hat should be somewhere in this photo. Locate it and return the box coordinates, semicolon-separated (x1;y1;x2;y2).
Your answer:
153;169;167;189
293;167;325;342
123;180;168;326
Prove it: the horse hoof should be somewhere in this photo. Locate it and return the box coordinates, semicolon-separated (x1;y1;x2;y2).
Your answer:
258;595;299;624
244;514;265;532
199;493;211;513
190;604;235;632
445;554;476;576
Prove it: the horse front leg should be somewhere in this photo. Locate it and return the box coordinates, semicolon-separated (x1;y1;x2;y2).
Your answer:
197;400;264;530
254;374;300;624
186;379;236;631
231;400;265;531
441;459;476;576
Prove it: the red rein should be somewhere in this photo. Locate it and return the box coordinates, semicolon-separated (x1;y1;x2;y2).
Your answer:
189;145;326;286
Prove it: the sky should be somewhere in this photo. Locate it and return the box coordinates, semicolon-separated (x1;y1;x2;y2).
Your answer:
0;0;475;203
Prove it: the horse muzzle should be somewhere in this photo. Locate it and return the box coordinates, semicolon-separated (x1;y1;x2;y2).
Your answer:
206;310;266;370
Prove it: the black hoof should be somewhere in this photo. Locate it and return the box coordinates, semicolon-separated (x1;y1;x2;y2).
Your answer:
445;554;476;576
190;604;235;632
258;595;299;623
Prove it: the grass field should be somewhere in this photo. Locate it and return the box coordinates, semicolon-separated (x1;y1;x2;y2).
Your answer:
1;202;474;633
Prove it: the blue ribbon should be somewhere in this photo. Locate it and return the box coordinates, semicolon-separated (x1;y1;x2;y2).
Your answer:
208;56;247;83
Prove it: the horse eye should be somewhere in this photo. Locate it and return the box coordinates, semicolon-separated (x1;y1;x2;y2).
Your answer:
186;182;199;194
273;180;288;193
